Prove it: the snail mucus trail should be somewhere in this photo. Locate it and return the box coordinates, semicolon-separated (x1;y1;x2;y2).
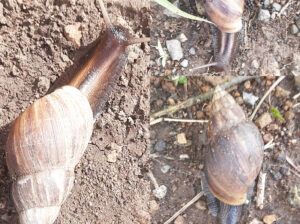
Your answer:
191;0;244;72
5;0;150;223
201;86;264;224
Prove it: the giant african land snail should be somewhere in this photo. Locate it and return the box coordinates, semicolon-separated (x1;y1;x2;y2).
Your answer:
202;86;264;224
5;1;150;223
193;0;245;72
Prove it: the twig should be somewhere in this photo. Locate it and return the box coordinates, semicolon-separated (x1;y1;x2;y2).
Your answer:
147;170;159;189
189;62;218;72
278;0;293;17
256;172;266;209
151;76;256;119
249;76;286;121
293;92;300;100
286;156;300;173
150;153;175;160
163;191;204;224
150;117;209;125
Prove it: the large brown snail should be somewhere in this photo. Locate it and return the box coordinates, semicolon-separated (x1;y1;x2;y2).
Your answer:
202;86;264;223
5;0;149;223
192;0;245;72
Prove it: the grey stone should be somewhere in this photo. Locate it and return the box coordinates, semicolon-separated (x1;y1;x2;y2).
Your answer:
273;172;282;181
258;9;271;22
272;3;282;11
243;92;259;106
263;0;269;8
189;47;196;55
291;24;299;35
161;165;171;174
154;140;166;152
166;39;183;61
180;59;189;67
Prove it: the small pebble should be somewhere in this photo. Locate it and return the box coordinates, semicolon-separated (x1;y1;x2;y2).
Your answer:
243;92;259;106
263;133;273;143
280;167;289;176
274;151;285;162
177;133;187;145
272;3;282;11
160;165;171;174
251;59;260;69
168;98;175;105
179;154;190;160
64;23;82;46
196;111;204;119
258;9;271;22
177;33;188;42
107;151;117;163
263;0;270;8
153;185;167;199
189;47;196;55
166;39;183;61
37;76;50;94
273;172;282;181
180;59;189;68
263;214;278;224
290;24;299;35
285;110;294;120
195;200;207;210
174;215;185;224
154;140;166;152
255;112;272;129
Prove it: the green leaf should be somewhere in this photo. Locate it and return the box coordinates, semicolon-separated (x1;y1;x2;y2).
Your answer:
270;106;285;121
153;0;213;24
178;76;187;84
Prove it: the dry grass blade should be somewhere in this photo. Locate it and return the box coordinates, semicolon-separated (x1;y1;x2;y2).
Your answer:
150;117;208;125
286;156;300;173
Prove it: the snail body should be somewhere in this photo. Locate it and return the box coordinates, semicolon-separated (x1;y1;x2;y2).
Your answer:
204;0;245;71
203;86;264;223
6;0;149;223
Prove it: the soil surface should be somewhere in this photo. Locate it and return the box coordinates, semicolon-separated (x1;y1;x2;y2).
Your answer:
0;0;151;223
150;76;300;224
151;0;300;76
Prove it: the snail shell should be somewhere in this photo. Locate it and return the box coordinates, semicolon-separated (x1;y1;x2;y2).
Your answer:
6;86;94;224
204;86;264;206
204;0;245;33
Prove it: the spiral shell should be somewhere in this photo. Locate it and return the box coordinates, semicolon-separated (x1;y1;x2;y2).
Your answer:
204;0;245;33
6;86;94;224
204;86;263;206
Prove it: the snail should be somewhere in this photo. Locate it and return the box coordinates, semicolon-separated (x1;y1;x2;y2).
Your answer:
5;0;150;223
191;0;245;72
202;86;264;224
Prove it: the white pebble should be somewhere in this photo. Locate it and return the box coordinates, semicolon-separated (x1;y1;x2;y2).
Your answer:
180;59;189;68
258;9;271;22
166;39;183;61
272;3;282;12
177;33;188;42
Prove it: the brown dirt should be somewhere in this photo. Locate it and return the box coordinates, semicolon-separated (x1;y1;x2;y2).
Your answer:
150;76;300;224
150;0;300;76
0;0;151;223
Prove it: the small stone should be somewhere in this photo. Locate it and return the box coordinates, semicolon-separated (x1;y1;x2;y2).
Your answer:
189;47;196;55
292;53;300;75
161;165;171;174
195;200;207;210
196;111;204;119
156;99;164;108
273;172;282;181
168;98;175;105
177;33;188;42
243;92;259;106
263;214;278;224
37;76;50;94
275;86;291;97
280;167;289;176
148;200;159;213
274;151;286;162
166;39;183;61
174;215;185;224
272;3;282;11
153;185;167;199
290;24;299;35
251;60;260;69
107;151;117;163
263;0;270;8
261;57;280;76
250;218;263;224
258;9;271;22
180;59;189;67
244;80;252;90
179;154;190;160
263;133;273;143
256;112;272;129
284;110;294;120
162;81;176;94
177;133;187;145
268;123;279;131
64;23;82;47
154;140;166;152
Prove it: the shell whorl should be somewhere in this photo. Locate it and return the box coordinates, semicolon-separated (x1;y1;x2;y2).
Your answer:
204;86;264;206
6;86;94;224
204;0;244;33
